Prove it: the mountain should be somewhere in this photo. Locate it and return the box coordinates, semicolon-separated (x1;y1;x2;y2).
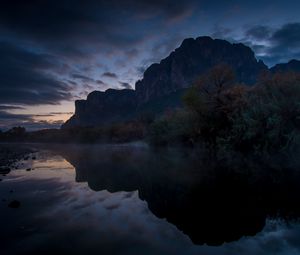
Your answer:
62;89;137;128
270;59;300;73
136;36;267;104
62;36;299;129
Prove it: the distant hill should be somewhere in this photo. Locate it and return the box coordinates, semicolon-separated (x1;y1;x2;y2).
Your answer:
270;59;300;73
62;36;300;129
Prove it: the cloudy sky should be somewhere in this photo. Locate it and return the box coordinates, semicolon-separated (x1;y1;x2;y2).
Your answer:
1;0;300;130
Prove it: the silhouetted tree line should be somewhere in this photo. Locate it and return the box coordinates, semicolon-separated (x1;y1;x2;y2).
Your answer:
0;121;147;144
148;65;300;154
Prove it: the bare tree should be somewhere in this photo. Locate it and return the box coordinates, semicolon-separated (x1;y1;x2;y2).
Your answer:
195;64;236;96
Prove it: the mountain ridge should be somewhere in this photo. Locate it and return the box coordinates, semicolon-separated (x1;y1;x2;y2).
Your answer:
62;36;299;129
135;36;268;104
270;59;300;73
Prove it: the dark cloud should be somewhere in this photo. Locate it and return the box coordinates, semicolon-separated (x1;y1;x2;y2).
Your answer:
0;105;25;110
211;25;234;40
0;110;32;130
0;110;68;131
102;72;118;79
136;66;147;76
81;84;95;92
33;114;56;117
71;74;95;82
245;25;272;40
150;34;184;61
67;80;78;86
271;23;300;48
32;112;73;117
96;80;105;85
119;82;133;89
0;41;73;105
0;111;31;121
20;120;65;131
49;112;74;115
0;0;196;57
71;75;108;91
125;48;140;59
241;22;300;66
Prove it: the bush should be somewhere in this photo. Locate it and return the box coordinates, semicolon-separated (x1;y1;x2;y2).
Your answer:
148;66;300;154
147;109;199;146
224;72;300;153
182;65;247;148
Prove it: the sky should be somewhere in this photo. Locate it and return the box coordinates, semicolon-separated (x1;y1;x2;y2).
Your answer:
1;0;300;130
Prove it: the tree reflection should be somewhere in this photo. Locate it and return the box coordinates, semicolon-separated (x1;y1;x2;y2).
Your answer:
57;145;300;245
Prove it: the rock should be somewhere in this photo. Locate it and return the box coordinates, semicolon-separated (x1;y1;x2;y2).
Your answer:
270;59;300;73
62;89;137;128
135;36;268;104
8;200;20;208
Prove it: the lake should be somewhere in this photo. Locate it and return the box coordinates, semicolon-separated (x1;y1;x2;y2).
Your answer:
1;143;300;255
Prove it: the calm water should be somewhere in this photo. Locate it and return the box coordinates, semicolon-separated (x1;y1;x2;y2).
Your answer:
1;143;300;255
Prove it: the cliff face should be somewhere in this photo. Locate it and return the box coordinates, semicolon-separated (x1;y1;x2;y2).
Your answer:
62;89;137;128
63;36;300;129
135;36;268;104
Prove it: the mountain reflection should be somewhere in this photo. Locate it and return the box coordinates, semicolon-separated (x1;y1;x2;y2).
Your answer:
55;145;300;246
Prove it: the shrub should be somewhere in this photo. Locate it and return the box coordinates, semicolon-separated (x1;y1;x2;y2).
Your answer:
147;109;199;146
223;72;300;153
149;66;300;154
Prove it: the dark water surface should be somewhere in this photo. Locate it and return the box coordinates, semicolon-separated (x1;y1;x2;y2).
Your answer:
1;143;300;255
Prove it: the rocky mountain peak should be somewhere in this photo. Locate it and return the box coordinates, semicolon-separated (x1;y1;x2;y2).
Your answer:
135;36;268;104
63;36;300;128
270;59;300;73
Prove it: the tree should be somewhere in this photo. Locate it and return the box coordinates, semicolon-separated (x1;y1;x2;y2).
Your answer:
226;72;300;152
7;126;26;136
195;64;236;97
182;64;240;147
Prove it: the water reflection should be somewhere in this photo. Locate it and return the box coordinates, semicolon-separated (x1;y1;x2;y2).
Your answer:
51;144;300;246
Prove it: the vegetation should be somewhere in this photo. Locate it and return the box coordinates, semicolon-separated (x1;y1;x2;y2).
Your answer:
221;72;300;153
1;65;299;154
0;121;147;144
148;65;300;154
